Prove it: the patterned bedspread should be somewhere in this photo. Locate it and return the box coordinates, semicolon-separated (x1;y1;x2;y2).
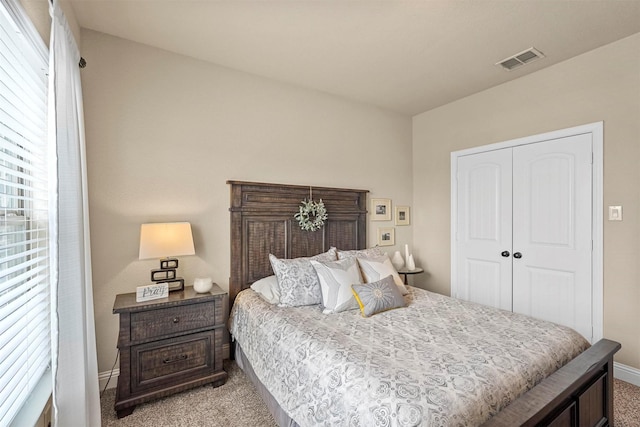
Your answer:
229;286;589;427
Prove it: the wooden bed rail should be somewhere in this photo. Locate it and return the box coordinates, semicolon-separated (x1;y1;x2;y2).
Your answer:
482;338;621;427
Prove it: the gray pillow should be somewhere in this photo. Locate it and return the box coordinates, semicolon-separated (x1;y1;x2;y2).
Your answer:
269;248;337;307
351;275;406;317
337;247;384;260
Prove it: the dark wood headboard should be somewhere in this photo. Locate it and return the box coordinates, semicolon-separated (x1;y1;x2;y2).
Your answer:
228;181;368;305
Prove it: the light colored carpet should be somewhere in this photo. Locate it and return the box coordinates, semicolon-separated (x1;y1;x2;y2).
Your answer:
100;361;276;427
100;363;640;426
614;378;640;427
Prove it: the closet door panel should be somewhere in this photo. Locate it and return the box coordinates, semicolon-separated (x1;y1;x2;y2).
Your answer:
512;134;593;340
456;149;512;310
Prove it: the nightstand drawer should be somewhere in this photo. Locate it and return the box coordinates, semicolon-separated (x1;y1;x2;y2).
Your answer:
130;301;219;341
131;330;219;393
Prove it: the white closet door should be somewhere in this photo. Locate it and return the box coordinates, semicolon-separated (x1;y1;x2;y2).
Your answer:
512;134;593;340
456;149;513;310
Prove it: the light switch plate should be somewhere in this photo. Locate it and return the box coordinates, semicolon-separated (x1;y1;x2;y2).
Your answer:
608;206;622;221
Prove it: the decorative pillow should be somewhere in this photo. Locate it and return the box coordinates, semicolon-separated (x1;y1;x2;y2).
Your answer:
356;254;409;295
269;248;337;307
310;257;363;314
351;275;406;317
250;275;280;304
337;247;384;260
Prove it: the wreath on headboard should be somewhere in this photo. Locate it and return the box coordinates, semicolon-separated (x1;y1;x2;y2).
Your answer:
294;188;328;231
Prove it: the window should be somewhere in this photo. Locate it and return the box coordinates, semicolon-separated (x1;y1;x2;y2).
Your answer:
0;0;51;425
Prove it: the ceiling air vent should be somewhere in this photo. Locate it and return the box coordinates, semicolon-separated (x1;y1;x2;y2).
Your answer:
496;47;545;71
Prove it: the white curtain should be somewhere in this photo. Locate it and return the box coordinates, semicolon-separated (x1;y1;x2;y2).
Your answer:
48;0;101;425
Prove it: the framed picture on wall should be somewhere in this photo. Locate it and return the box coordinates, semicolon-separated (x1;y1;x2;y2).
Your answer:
377;227;395;246
395;206;410;226
371;198;391;221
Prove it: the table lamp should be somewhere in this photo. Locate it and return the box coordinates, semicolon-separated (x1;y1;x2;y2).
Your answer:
139;222;195;292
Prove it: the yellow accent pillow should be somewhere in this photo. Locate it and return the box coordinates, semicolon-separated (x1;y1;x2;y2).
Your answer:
351;275;406;317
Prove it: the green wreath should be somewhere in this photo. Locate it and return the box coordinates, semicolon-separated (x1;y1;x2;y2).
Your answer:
294;199;328;231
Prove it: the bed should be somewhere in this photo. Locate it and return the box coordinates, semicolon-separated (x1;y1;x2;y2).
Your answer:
227;180;620;427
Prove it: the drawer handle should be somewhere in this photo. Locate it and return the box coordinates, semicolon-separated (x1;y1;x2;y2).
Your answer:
163;354;188;364
172;317;180;323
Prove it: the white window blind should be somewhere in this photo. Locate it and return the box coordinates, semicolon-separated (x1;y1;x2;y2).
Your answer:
0;0;50;425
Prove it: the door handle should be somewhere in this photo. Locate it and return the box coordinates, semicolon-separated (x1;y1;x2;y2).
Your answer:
501;251;510;257
513;252;522;259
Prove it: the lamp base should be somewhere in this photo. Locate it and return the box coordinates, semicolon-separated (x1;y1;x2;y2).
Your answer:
151;268;176;282
160;257;179;269
156;278;185;292
150;258;182;291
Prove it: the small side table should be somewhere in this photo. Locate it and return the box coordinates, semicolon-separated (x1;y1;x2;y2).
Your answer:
397;268;424;285
113;285;228;418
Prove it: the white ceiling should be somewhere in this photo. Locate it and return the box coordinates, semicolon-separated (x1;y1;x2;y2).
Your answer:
67;0;640;116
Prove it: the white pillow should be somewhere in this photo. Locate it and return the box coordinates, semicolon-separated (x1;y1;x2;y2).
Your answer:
310;257;363;314
356;254;409;295
250;275;280;304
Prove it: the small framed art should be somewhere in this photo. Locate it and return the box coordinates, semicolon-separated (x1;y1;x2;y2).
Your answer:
395;206;410;226
377;227;395;246
371;198;392;221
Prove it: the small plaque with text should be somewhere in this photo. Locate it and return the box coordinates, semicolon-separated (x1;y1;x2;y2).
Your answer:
136;283;169;302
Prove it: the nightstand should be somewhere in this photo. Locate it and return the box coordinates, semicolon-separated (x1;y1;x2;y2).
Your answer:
397;267;424;285
112;284;228;418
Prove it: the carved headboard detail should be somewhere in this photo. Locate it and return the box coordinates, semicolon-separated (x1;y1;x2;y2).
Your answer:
228;181;368;305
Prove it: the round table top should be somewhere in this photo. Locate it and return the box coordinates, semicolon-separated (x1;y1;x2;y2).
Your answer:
397;267;424;275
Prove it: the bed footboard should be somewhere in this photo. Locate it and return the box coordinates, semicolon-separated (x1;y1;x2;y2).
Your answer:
482;338;620;427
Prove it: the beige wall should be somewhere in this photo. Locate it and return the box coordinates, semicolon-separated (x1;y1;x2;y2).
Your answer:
80;30;413;374
20;0;81;46
412;33;640;369
81;25;639;375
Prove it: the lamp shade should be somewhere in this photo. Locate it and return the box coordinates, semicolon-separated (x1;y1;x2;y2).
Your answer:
139;222;195;260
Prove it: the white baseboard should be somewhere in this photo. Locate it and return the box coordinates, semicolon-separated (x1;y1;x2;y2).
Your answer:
98;343;231;391
614;362;640;387
99;367;119;391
